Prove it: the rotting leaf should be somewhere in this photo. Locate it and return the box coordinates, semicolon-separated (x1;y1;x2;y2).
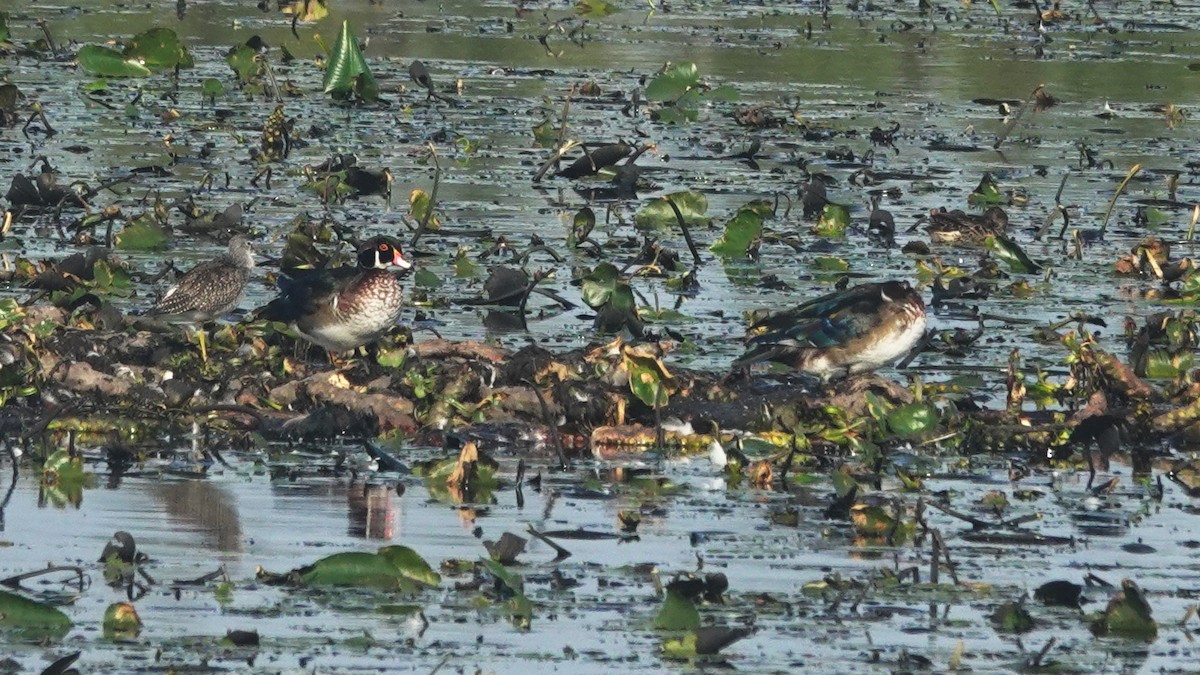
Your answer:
323;20;379;102
484;532;527;566
281;0;329;21
581;263;620;308
409;189;440;230
225;44;260;83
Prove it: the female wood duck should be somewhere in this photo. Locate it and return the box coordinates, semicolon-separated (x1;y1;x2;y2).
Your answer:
732;280;926;380
263;236;412;355
926;206;1009;244
151;235;254;361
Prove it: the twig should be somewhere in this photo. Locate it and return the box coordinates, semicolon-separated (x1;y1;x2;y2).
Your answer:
0;565;87;590
523;378;567;471
525;525;573;561
410;143;440;249
992;84;1044;150
1099;163;1142;235
665;196;703;266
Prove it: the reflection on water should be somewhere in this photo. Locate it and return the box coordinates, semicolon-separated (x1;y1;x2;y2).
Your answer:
151;480;243;553
346;482;400;540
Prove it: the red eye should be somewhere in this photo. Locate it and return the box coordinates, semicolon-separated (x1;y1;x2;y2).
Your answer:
378;243;388;251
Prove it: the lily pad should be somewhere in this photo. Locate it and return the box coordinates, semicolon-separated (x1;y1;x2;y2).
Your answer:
0;590;71;637
634;191;708;229
124;27;193;70
709;207;763;258
985;235;1042;274
645;62;700;102
653;589;700;631
76;45;152;78
323;20;379;102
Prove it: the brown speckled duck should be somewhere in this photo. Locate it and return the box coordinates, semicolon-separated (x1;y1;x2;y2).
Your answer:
926;206;1009;245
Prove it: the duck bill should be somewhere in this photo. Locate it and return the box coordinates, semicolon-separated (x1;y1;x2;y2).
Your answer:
392;249;413;270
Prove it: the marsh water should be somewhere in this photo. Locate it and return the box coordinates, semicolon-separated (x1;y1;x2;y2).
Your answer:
1;0;1200;672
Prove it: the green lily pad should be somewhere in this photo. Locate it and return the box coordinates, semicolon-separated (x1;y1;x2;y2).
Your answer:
985;234;1042;274
581;263;620;308
0;590;71;638
812;203;850;237
225;44;260;83
124;27;193;70
102;602;142;638
1091;579;1157;640
634;191;708;229
624;350;672;409
115;215;168;251
298;551;421;591
653;590;700;631
991;601;1034;633
887;402;938;436
576;0;619;17
376;545;442;587
645;62;700;102
76;45;152;78
709;207;763;258
323;20;379;102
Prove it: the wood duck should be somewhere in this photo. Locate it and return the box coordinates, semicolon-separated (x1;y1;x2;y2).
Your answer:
926;206;1008;245
733;280;926;379
263;236;412;355
151;235;254;361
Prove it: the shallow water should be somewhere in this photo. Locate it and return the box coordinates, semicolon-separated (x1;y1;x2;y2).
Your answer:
1;0;1200;671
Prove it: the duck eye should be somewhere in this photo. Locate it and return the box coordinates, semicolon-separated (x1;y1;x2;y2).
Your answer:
378;243;388;251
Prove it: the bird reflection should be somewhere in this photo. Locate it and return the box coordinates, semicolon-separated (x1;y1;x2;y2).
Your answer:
347;483;399;540
152;481;243;552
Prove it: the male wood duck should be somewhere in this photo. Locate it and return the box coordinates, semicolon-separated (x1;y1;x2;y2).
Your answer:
151;235;254;361
263;236;412;355
732;280;927;379
926;206;1009;245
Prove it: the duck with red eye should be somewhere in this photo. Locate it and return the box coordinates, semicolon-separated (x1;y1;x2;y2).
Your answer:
263;236;413;357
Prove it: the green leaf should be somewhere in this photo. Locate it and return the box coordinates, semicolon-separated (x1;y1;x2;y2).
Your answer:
812;203;850;237
225;44;260;82
1144;349;1192;379
709;207;763;258
576;0;619;17
413;268;442;289
376;348;407;368
115;216;168;251
570;207;595;248
645;62;700;102
201;77;225;101
1091;580;1157;639
298;552;420;591
323;20;379;102
990;601;1033;633
985;234;1042;274
968;173;1005;206
376;545;442;587
481;558;523;595
831;468;857;498
654;590;700;631
42;449;85;486
102;602;142;638
706;84;739;102
0;590;71;637
634;191;708;229
453;250;479;278
0;12;9;42
76;45;152;78
625;350;671;409
662;632;698;660
887;402;938;436
124;27;193;69
581;263;620;309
